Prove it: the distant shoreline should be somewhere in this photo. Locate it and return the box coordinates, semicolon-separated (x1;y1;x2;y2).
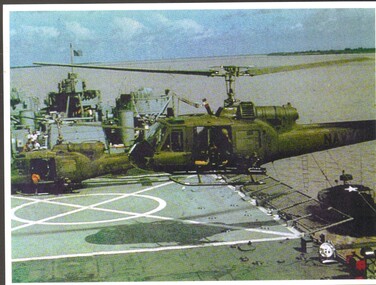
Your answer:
268;47;375;56
10;48;375;69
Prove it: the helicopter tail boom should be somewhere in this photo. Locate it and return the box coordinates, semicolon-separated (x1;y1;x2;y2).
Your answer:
272;120;376;161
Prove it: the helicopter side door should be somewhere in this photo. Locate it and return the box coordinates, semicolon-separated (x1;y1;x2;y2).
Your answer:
193;126;233;167
153;128;192;170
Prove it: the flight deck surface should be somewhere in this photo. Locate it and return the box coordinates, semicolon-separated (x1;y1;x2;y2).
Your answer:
11;175;351;282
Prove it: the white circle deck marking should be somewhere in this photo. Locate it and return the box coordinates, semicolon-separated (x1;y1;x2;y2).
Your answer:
11;180;174;231
12;193;167;226
11;179;302;263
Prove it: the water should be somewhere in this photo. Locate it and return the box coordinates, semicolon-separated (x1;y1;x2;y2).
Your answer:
11;53;375;123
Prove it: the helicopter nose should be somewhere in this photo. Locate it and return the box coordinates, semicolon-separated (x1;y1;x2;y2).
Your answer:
128;141;155;170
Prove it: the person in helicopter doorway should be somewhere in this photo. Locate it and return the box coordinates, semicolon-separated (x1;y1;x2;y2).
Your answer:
208;141;219;166
218;128;233;166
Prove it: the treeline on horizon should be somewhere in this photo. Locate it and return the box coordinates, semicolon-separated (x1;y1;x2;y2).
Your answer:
268;47;376;56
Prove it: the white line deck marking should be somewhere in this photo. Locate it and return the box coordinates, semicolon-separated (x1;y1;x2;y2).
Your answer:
12;194;167;226
11;181;174;231
11;178;301;262
228;183;302;237
12;192;297;238
12;236;298;263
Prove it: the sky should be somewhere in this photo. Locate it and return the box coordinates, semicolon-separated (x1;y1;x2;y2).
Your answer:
5;4;376;67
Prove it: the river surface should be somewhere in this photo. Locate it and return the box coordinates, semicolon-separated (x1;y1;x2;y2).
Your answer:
10;53;375;124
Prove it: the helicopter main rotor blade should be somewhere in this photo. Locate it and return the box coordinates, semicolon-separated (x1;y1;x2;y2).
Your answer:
33;62;217;77
72;122;146;131
246;57;373;76
34;57;373;79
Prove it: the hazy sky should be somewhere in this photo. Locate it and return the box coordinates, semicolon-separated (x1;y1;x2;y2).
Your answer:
6;5;375;67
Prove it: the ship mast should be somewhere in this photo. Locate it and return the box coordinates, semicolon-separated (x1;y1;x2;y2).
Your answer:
70;43;74;73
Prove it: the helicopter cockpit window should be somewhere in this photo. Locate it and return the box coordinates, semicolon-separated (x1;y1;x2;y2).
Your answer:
145;122;166;149
162;130;184;152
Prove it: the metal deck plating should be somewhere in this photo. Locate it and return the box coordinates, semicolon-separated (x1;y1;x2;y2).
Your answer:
11;175;352;282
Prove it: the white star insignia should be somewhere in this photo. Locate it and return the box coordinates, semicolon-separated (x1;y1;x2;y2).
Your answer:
345;186;358;192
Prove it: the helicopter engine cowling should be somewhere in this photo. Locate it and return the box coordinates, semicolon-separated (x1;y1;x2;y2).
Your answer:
236;102;299;131
255;103;299;123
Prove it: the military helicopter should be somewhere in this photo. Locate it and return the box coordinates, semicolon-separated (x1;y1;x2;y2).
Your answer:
11;140;133;194
11;57;375;193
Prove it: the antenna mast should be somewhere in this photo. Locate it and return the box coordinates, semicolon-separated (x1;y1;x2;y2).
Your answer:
70;43;74;73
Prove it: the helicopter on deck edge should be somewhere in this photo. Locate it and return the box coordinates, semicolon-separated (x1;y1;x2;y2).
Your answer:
10;56;376;194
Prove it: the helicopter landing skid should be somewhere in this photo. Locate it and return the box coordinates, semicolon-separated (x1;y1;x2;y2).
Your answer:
169;167;267;187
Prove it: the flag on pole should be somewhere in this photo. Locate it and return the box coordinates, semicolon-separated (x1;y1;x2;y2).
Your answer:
73;50;83;56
